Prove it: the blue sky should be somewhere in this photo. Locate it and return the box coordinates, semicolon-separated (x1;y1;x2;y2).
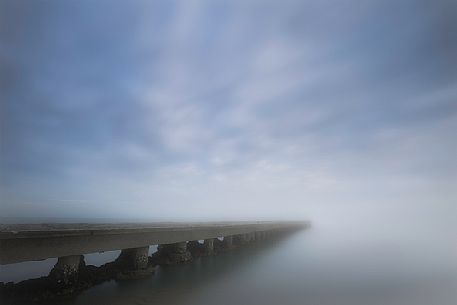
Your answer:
1;0;456;220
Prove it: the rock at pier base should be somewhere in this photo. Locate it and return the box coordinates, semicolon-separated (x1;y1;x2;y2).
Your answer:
115;247;155;279
154;242;192;265
49;255;84;288
188;240;204;257
116;247;149;269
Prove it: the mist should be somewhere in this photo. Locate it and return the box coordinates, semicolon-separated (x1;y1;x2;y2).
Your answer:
1;0;456;304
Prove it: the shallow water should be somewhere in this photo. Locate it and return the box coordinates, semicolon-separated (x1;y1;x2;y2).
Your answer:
1;216;455;305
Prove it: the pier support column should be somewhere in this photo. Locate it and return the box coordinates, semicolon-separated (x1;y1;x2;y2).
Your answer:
187;240;202;257
49;255;84;287
233;234;249;246
203;239;215;255
255;231;263;241
117;247;149;270
115;246;154;279
156;242;192;264
222;235;233;250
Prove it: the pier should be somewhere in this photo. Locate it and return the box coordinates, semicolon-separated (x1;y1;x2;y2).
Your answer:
0;221;308;297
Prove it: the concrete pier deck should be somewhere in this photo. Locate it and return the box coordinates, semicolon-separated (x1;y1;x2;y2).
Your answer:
0;221;308;265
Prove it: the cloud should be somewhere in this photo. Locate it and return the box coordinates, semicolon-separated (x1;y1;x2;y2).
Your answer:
1;0;456;219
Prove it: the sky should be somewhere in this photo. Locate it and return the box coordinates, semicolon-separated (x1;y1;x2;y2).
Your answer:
0;0;456;222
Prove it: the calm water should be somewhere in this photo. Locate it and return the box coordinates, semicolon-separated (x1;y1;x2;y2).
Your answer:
1;215;456;305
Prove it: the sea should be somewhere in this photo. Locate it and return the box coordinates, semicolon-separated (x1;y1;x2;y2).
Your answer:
1;207;456;305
